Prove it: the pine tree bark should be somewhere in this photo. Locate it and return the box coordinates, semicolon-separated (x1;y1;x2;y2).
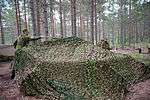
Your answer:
14;0;21;36
50;0;55;37
30;0;37;36
128;0;132;46
91;0;94;44
51;16;55;37
59;0;63;37
27;0;30;30
0;5;4;44
98;20;101;41
79;8;83;38
71;0;76;36
63;10;66;37
17;0;21;34
94;0;97;44
120;0;124;48
23;0;27;29
43;0;49;40
102;21;105;39
86;17;89;41
36;0;41;36
77;17;80;37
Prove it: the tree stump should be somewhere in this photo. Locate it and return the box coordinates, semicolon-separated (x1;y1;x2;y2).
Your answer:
148;48;150;54
138;48;142;54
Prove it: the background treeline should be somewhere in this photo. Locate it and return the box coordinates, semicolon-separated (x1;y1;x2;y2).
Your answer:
0;0;150;48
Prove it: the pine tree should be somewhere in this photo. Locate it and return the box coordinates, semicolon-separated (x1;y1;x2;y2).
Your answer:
14;0;21;36
91;0;94;44
71;0;76;36
59;0;63;37
0;0;4;44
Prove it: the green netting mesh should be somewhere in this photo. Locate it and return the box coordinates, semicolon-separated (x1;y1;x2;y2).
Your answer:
13;37;145;100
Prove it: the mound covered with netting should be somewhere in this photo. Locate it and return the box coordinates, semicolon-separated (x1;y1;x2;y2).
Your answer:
13;37;145;100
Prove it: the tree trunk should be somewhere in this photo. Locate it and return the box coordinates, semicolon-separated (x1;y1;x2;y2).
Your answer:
63;10;66;37
51;15;55;37
30;0;37;36
77;17;80;37
17;0;22;34
86;17;89;41
79;10;83;38
135;21;138;44
98;20;101;41
43;0;49;40
59;0;63;37
71;0;76;36
50;0;55;37
91;0;94;44
94;0;97;44
128;0;132;46
36;0;41;36
120;0;124;48
23;0;27;29
14;0;21;36
27;0;30;30
83;17;85;40
102;20;105;39
112;18;115;47
0;6;4;44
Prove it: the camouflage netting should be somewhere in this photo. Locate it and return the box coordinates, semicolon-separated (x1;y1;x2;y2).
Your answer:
13;37;145;100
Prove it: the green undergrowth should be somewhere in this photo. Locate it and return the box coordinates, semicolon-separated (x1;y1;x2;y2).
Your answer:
13;37;146;100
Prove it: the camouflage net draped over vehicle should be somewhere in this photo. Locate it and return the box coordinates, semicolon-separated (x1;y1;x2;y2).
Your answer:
13;37;145;100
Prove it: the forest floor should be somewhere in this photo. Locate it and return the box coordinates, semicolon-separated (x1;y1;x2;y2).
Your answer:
0;45;150;100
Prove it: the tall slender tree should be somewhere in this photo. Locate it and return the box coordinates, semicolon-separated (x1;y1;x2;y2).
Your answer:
43;0;49;40
94;0;97;44
14;0;21;35
59;0;63;37
23;0;27;29
29;0;37;36
49;0;55;37
71;0;76;36
128;0;132;46
36;0;41;36
62;0;69;37
91;0;94;44
119;0;124;48
0;1;4;44
79;3;83;38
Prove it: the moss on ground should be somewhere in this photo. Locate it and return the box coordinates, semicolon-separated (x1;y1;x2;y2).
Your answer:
13;37;146;100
